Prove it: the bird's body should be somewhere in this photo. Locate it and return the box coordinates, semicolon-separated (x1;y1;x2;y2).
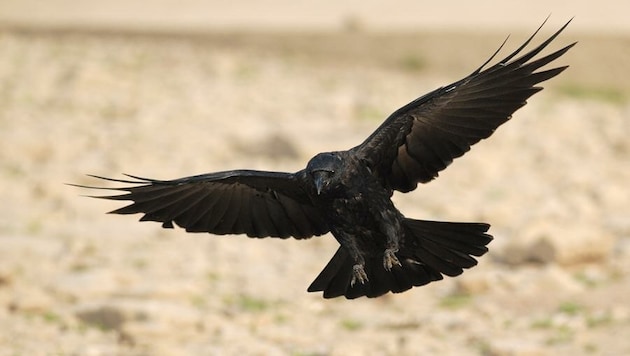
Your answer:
306;152;406;286
75;20;575;299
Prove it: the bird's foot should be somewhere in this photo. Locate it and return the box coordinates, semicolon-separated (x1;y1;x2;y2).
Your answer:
383;248;401;271
350;264;368;286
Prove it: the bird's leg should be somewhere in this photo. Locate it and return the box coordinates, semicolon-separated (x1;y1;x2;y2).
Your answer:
348;244;368;286
334;229;369;286
351;264;368;286
381;213;402;271
383;247;401;271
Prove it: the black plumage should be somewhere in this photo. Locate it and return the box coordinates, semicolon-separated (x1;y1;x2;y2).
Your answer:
74;20;575;299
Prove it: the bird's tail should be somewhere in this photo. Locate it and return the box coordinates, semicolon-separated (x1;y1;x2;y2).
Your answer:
307;219;492;299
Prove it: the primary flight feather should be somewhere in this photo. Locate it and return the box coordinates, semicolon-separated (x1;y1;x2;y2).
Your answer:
75;20;575;299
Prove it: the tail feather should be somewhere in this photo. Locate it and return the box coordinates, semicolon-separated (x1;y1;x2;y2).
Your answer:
413;240;472;277
416;237;480;273
403;258;443;286
411;220;492;246
403;219;492;277
307;218;492;299
308;247;352;299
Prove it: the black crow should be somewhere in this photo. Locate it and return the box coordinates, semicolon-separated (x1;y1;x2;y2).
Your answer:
75;20;575;299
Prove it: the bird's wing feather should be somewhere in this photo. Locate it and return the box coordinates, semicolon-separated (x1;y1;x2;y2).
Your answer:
75;170;329;239
353;19;575;192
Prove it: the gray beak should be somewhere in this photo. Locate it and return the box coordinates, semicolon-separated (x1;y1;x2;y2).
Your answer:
313;172;326;195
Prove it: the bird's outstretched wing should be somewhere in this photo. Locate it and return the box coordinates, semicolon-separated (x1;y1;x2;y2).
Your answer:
74;170;329;239
353;19;576;193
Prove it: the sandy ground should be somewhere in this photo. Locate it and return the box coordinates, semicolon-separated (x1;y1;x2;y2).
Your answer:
1;0;630;34
1;14;629;356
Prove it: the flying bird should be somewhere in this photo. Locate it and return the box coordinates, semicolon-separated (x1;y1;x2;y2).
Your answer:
75;20;574;299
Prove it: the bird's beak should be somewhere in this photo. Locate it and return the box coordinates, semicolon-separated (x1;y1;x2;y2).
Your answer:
313;172;326;195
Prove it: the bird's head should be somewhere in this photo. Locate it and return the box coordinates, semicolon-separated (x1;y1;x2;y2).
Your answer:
306;152;343;195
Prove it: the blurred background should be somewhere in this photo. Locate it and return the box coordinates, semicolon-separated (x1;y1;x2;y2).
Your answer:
1;1;629;355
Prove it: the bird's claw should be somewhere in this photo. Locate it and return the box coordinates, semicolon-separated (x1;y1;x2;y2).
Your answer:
350;264;368;286
383;248;401;271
